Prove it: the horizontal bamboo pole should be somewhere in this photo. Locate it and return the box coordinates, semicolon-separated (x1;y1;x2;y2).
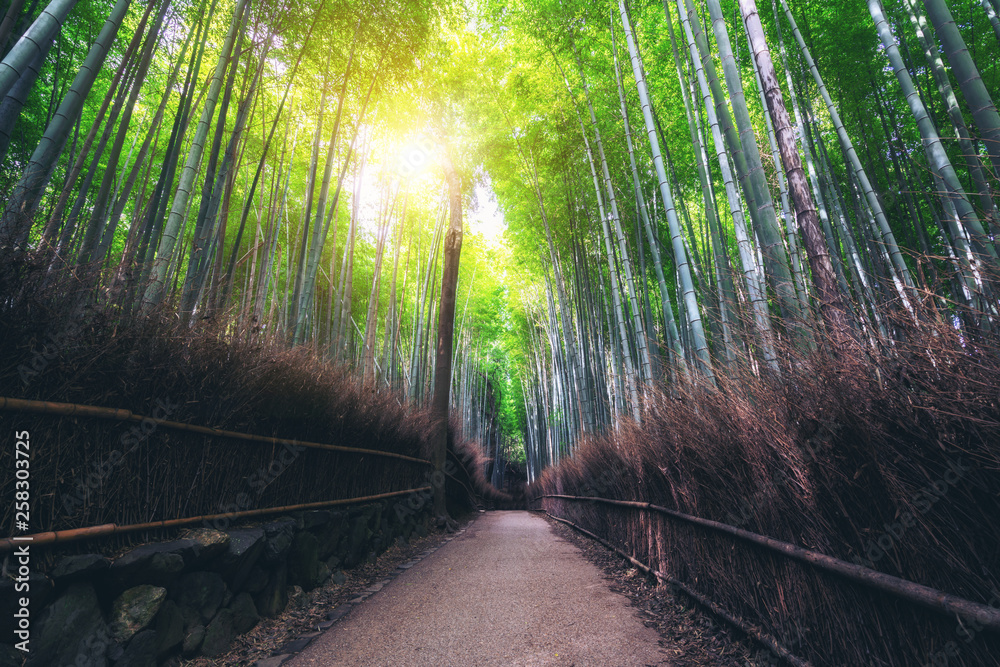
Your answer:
541;494;1000;632
0;486;432;552
545;511;812;667
0;396;431;465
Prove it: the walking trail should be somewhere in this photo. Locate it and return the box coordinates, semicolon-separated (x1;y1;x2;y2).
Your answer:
288;510;669;666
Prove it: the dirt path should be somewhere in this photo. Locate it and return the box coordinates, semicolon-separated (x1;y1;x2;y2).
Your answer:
287;510;670;666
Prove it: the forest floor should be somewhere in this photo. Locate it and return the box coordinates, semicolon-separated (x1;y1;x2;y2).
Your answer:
285;510;669;666
190;509;766;666
184;514;477;667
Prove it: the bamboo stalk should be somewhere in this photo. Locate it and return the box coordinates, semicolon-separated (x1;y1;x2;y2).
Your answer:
0;487;432;552
541;494;1000;632
0;396;432;465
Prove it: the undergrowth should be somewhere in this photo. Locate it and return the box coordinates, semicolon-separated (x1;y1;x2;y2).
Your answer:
534;302;1000;666
0;262;509;561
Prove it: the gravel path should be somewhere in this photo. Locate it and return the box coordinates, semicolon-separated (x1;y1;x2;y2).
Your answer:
287;510;670;666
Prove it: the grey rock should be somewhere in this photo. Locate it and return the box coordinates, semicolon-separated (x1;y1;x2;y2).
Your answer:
171;572;227;623
298;509;331;530
243;566;269;594
26;583;108;667
277;637;312;653
113;629;156;667
368;504;383;531
181;625;204;657
344;516;372;567
181;528;231;566
51;554;111;583
175;603;200;631
214;527;265;591
262;518;297;564
0;644;22;667
254;563;287;618
318;512;347;552
109;585;166;643
111;542;190;589
227;592;259;634
326;604;351;621
287;532;324;591
153;600;185;657
201;609;235;657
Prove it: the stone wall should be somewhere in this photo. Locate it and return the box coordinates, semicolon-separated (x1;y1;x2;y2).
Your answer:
0;498;432;666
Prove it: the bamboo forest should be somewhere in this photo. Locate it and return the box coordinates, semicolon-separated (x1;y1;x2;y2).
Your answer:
1;0;1000;664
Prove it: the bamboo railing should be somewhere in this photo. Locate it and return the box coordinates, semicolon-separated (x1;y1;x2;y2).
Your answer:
0;396;432;465
0;487;432;553
537;494;1000;633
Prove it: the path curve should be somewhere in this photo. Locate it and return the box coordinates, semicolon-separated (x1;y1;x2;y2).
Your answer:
288;510;669;666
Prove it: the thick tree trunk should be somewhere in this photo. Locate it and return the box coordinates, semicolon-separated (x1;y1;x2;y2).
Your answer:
779;0;916;311
739;0;851;347
431;151;462;522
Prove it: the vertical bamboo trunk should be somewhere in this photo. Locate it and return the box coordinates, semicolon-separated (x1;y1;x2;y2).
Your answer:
869;0;996;275
676;0;777;371
922;0;1000;180
142;0;249;310
557;52;641;420
620;0;714;381
778;0;916;311
660;2;738;365
904;0;999;244
0;0;131;254
569;44;653;388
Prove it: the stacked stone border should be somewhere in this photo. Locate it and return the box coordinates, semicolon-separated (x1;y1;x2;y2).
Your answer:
252;518;475;667
0;497;439;666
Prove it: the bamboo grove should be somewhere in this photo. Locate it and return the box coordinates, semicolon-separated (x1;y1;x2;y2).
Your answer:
476;0;1000;481
1;0;1000;483
0;0;523;477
